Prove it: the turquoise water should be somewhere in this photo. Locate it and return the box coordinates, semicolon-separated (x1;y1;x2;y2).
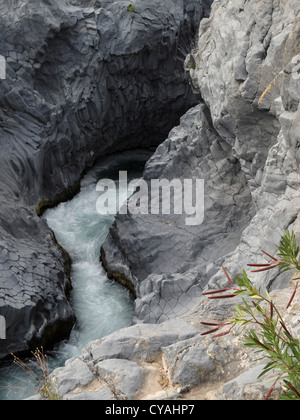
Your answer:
0;150;150;400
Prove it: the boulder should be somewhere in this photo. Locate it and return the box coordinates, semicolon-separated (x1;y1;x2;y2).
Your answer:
102;0;300;325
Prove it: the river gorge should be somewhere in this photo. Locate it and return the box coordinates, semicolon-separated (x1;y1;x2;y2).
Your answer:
0;0;300;401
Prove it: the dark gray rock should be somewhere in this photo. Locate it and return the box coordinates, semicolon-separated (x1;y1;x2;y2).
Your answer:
101;0;300;328
0;207;75;359
0;0;208;210
9;0;300;403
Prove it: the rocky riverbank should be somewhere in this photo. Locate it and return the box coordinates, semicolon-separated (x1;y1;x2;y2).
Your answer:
95;0;300;400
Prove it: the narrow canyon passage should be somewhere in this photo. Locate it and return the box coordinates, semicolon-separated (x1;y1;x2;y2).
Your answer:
0;150;151;400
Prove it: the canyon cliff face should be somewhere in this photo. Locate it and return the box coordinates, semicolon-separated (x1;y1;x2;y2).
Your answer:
2;0;300;401
101;103;256;323
94;0;300;399
0;0;209;359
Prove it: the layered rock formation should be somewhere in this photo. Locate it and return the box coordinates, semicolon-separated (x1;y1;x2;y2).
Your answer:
0;0;210;359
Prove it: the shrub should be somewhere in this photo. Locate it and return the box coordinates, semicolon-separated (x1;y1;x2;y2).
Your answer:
201;230;300;400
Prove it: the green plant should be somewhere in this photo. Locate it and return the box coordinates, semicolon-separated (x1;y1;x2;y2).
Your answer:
127;4;135;13
12;348;62;400
201;230;300;400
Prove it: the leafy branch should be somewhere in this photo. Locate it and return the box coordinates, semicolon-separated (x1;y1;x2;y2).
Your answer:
201;230;300;400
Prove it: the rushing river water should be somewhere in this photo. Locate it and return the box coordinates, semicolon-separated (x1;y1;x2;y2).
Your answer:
0;150;151;400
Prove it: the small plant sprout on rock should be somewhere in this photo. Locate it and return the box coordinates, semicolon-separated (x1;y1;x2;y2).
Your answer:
127;4;135;13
